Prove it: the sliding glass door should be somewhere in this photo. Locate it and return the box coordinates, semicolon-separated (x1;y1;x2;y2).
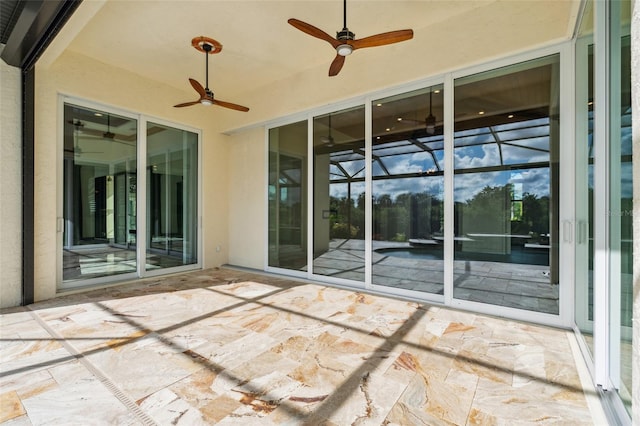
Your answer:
146;122;198;270
452;55;561;314
268;120;308;271
62;104;138;282
575;1;633;420
267;48;567;320
312;106;366;282
62;102;200;287
370;86;445;294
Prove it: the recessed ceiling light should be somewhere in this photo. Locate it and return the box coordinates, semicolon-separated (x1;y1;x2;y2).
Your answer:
376;136;381;140
507;114;514;119
434;89;441;94
376;103;382;107
385;128;391;132
94;113;103;117
478;111;485;115
588;101;593;106
397;117;402;122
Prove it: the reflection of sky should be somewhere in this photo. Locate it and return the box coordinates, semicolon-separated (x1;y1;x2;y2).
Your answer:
327;113;632;203
330;182;365;201
453;169;550;202
373;177;443;201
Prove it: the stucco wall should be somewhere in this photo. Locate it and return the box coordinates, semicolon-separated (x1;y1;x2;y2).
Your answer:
0;48;22;308
227;126;266;269
33;50;232;302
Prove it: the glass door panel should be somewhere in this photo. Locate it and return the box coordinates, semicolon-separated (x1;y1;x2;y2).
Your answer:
452;55;560;313
371;85;445;294
62;104;137;283
313;106;365;281
610;0;632;414
268;121;308;271
146;123;198;270
575;0;595;364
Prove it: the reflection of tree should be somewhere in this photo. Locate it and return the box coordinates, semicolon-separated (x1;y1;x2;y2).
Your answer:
328;184;553;243
330;195;364;239
521;193;549;235
455;184;550;241
460;185;511;234
371;192;443;241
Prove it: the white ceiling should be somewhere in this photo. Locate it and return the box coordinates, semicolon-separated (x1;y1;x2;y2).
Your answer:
55;0;579;126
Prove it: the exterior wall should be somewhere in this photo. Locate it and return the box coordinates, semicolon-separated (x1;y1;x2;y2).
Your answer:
227;126;266;269
0;48;22;308
33;50;231;302
631;0;639;422
223;2;578;274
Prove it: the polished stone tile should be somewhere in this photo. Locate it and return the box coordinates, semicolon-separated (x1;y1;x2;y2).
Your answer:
0;267;598;425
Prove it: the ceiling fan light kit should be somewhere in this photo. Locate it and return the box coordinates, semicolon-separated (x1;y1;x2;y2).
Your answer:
288;0;413;76
336;44;353;56
173;36;249;112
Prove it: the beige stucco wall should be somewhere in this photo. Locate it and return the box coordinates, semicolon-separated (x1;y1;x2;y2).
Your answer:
227;126;266;269
0;48;23;308
33;50;232;302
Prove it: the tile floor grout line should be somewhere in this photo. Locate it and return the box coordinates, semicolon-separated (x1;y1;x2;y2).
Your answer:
27;307;159;426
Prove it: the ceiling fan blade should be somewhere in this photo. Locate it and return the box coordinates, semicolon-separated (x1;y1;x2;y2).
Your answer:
352;29;413;50
189;78;207;97
174;100;201;108
288;18;340;48
328;54;346;77
212;99;250;112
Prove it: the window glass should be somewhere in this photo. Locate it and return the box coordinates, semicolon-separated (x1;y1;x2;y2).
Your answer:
313;106;365;281
146;123;198;270
371;85;445;293
453;55;560;313
268;121;308;270
62;104;137;282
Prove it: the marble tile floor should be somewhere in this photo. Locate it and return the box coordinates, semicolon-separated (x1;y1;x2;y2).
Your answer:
1;267;602;425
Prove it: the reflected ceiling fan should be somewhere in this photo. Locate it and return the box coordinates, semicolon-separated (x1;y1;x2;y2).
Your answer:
288;0;413;76
64;120;103;155
174;36;249;112
402;90;438;135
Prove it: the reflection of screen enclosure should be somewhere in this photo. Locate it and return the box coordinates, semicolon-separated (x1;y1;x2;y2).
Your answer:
453;55;560;313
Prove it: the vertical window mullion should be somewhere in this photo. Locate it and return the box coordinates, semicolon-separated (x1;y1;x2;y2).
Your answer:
307;114;314;279
137;117;147;277
443;74;454;304
592;0;611;389
364;100;372;289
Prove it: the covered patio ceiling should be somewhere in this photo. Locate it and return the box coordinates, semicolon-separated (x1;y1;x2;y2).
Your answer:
28;1;579;120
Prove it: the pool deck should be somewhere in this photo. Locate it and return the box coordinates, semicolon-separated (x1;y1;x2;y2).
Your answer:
311;239;558;314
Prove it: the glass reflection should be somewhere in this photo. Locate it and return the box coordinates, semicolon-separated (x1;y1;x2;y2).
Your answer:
313;106;365;281
371;86;445;293
146;123;198;270
453;55;560;313
268;121;308;270
63;104;137;282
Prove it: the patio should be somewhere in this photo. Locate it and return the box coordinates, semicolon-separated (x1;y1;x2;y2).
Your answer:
1;267;601;424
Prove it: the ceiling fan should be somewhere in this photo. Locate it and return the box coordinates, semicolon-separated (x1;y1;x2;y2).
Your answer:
401;90;438;135
288;0;413;76
174;36;249;112
64;120;103;156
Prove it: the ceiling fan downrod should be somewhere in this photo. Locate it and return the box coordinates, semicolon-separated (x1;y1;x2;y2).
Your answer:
201;43;214;105
337;0;354;41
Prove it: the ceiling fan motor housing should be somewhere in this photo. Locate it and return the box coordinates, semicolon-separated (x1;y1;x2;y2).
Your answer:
337;28;355;41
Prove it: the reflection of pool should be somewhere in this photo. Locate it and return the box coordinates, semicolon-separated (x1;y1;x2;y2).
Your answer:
375;246;549;266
